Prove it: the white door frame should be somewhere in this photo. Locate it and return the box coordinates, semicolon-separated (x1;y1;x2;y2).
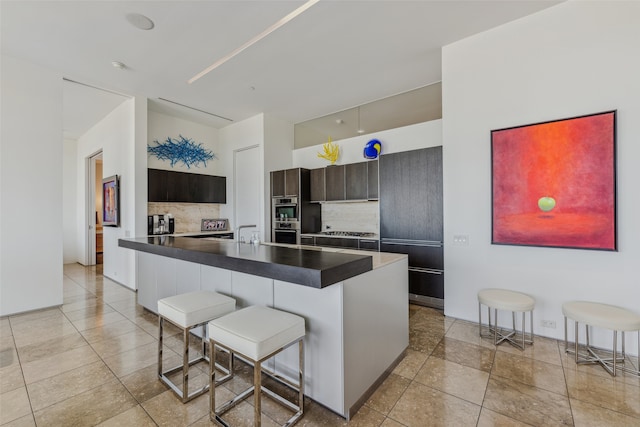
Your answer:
85;151;102;265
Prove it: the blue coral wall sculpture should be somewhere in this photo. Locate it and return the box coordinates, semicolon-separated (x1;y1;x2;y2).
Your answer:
148;135;215;168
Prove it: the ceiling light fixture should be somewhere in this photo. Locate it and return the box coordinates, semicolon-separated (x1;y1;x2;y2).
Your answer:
126;13;155;30
357;107;365;134
111;61;126;70
188;0;320;84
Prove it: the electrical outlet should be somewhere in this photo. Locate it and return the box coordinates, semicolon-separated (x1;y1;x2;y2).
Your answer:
453;235;469;246
541;320;556;329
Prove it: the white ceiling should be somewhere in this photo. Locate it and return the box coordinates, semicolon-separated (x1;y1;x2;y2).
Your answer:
1;1;562;139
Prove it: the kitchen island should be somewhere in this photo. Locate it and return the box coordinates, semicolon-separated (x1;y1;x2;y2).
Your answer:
119;236;408;419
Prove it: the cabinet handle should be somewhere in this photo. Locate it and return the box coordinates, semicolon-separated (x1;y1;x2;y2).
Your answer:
359;239;378;243
408;267;443;275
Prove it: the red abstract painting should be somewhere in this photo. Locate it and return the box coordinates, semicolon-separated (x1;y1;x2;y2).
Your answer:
491;111;616;250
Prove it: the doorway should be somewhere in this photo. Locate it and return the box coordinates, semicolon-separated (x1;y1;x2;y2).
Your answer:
88;151;103;265
233;145;261;241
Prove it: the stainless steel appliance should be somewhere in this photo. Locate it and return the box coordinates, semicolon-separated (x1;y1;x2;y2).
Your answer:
273;220;300;244
272;197;298;221
272;196;300;244
148;214;174;235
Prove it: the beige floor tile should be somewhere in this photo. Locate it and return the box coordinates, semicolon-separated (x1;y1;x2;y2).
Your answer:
380;418;406;427
16;332;87;364
365;373;411;415
483;376;573;426
408;328;443;354
570;397;640;427
60;295;102;313
0;345;19;369
69;310;128;331
96;404;157;427
431;336;496;372
477;407;531;426
104;340;180;378
120;364;173;404
63;303;115;321
560;350;640;388
414;356;489;405
445;320;496;350
0;317;12;338
496;335;562;366
388;381;481;426
0;386;32;425
0;359;25;393
142;389;211;427
33;378;137;426
80;318;141;344
21;344;99;384
345;405;386;427
1;414;36;427
90;328;156;358
27;360;115;411
8;307;61;326
11;315;77;348
392;349;429;380
492;351;567;396
191;400;281;427
564;368;640;418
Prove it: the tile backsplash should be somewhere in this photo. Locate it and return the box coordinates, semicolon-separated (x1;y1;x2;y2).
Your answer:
320;201;379;234
148;203;221;234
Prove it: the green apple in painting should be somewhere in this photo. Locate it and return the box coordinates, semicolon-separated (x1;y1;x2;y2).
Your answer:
538;196;556;212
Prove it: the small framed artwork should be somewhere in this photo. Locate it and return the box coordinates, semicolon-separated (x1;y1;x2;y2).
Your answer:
491;110;617;251
102;175;120;227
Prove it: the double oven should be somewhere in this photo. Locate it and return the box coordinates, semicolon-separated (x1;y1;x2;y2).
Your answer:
272;197;300;244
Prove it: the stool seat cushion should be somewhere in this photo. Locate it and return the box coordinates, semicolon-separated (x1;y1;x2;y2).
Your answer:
478;289;535;312
208;305;305;361
562;301;640;331
158;291;235;327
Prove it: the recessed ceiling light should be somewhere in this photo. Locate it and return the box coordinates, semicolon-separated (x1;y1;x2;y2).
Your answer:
112;61;126;70
126;13;155;30
336;119;344;124
188;0;320;84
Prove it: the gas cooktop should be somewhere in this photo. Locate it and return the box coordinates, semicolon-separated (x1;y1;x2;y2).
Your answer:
319;231;375;237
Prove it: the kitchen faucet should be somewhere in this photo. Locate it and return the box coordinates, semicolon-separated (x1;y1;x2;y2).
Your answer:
235;224;256;243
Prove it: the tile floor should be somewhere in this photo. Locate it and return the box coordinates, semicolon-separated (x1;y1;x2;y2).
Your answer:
1;263;639;426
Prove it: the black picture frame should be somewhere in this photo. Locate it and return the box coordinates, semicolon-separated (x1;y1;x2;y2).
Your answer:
102;175;120;227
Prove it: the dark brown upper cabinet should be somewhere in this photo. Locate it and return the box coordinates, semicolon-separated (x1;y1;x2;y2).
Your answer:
271;168;300;197
367;160;379;200
310;168;326;202
345;162;367;200
148;169;226;204
325;165;346;201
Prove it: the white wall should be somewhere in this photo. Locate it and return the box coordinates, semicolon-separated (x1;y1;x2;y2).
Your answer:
218;114;266;238
1;55;63;315
293;120;442;168
442;2;640;352
63;138;78;264
76;99;139;289
148;111;222;175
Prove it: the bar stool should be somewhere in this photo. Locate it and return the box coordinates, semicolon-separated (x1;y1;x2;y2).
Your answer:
158;290;236;403
562;301;640;377
478;288;535;350
208;305;305;427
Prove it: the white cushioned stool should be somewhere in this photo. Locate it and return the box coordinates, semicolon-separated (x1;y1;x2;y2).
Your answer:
563;301;640;377
158;290;236;403
478;288;535;350
208;305;305;427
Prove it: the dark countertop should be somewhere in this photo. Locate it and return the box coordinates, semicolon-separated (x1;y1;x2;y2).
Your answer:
119;236;373;289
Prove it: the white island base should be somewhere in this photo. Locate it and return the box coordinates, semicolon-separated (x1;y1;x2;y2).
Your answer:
136;249;408;419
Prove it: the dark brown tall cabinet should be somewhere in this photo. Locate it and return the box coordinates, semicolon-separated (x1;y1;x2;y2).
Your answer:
379;147;444;309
